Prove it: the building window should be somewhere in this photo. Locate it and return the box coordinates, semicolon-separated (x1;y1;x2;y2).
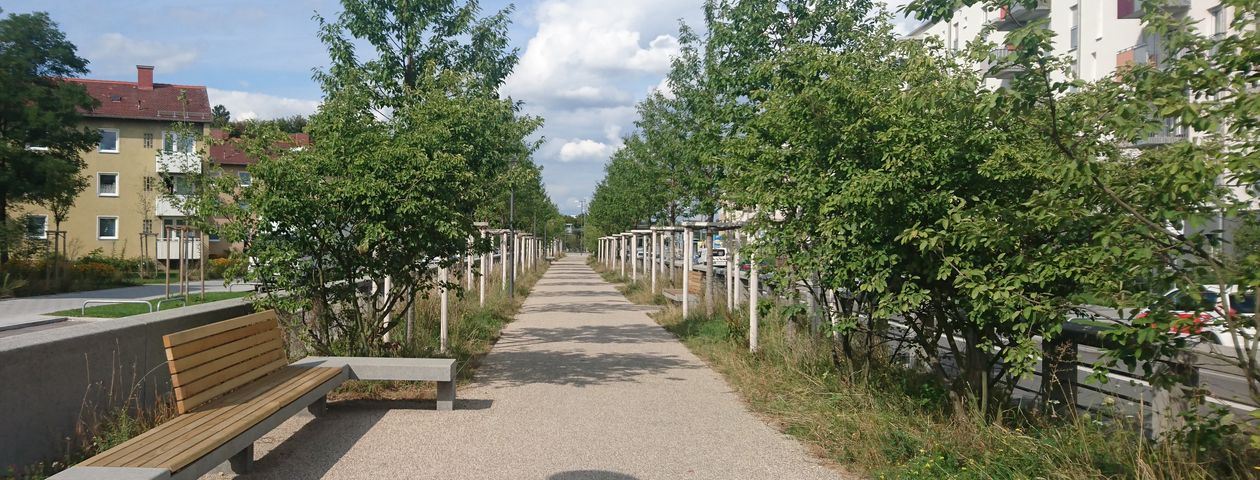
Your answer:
162;131;196;154
1211;7;1227;37
98;129;119;153
952;22;960;51
208;231;221;242
162;218;188;238
25;214;48;239
238;171;252;187
97;173;119;197
143;219;153;235
163;174;196;196
144;133;154;148
1069;5;1080;51
144;176;157;192
97;216;119;240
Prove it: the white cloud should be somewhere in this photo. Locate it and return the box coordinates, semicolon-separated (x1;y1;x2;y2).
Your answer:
503;0;694;108
86;33;199;76
559;139;620;163
507;0;704;213
206;88;320;121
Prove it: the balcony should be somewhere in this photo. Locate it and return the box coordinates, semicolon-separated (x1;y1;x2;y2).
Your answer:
154;237;202;261
992;1;1050;31
1118;0;1191;20
156;196;189;217
156;152;201;173
1122;120;1189;148
1116;43;1157;68
984;48;1024;79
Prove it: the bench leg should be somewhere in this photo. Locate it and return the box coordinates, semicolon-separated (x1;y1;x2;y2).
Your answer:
308;395;328;417
437;381;455;411
230;444;254;474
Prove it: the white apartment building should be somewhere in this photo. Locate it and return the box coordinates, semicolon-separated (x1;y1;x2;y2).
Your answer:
906;1;1245;250
907;1;1231;86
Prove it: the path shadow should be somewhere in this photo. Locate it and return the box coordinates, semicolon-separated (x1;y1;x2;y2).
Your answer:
527;290;624;298
521;299;660;313
480;349;697;388
549;471;640;480
495;323;675;348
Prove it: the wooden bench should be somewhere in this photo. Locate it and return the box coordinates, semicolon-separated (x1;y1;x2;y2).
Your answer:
662;288;698;305
51;310;456;480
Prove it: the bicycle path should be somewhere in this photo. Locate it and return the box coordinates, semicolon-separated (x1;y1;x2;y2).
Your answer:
210;254;843;479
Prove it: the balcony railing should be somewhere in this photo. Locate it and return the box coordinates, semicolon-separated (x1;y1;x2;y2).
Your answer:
1116;43;1157;68
1118;0;1191;20
156;153;201;173
156;196;189;217
984;48;1024;79
992;1;1050;31
155;237;202;261
1122;120;1189;148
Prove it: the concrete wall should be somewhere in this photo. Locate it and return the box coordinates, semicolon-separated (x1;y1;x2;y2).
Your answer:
0;299;254;468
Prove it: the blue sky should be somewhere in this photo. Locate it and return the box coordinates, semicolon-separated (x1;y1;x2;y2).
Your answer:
5;0;910;215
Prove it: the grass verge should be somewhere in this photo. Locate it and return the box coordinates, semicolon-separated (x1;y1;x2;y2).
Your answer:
46;291;251;318
591;256;1249;479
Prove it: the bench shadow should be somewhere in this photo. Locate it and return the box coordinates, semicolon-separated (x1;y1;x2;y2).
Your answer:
231;399;489;479
548;471;640;480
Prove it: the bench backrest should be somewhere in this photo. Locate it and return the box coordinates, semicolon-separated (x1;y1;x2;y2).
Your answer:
162;310;288;414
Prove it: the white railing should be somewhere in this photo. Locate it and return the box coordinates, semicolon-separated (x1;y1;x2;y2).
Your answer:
155;238;202;261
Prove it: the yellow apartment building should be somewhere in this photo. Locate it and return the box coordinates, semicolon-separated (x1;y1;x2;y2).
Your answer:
20;65;239;262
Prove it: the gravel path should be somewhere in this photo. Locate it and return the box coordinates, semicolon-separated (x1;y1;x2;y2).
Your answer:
206;254;845;480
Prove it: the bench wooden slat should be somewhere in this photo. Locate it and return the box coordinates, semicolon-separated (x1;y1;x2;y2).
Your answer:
166;322;278;375
163;309;290;414
175;354;288;414
81;367;310;467
169;328;282;390
148;367;342;471
162;310;277;348
164;320;275;363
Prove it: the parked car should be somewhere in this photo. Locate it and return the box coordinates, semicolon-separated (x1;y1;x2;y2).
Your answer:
694;248;728;267
1137;285;1256;348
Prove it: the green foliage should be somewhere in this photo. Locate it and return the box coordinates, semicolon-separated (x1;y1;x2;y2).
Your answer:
210;104;230;128
0;9;99;263
202;0;550;356
654;306;1247;479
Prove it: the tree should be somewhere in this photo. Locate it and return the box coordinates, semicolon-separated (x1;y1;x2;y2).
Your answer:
211;104;230;128
904;0;1260;411
212;0;543;355
0;9;99;263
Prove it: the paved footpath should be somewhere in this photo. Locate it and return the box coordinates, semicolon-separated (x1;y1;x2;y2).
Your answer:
208;255;844;480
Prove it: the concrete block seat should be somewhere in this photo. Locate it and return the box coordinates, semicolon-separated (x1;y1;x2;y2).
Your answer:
52;311;455;480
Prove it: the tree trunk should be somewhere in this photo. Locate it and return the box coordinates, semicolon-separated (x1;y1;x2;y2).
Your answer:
0;192;8;264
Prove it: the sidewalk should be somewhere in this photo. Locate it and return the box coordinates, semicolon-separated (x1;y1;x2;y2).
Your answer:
0;282;246;332
210;255;843;479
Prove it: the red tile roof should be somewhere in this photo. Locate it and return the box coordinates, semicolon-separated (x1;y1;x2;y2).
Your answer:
209;131;311;166
65;78;212;123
